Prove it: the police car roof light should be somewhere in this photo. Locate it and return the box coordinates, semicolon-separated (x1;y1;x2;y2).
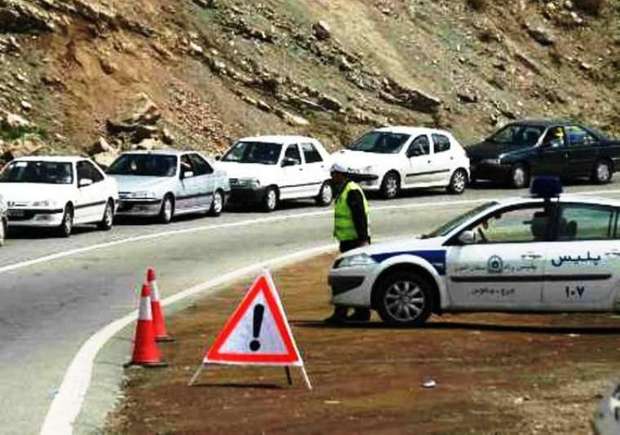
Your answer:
530;176;563;198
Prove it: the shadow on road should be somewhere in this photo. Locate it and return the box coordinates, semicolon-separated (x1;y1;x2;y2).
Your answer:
293;319;620;335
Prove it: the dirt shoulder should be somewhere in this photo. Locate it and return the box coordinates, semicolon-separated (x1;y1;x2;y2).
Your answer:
106;254;620;434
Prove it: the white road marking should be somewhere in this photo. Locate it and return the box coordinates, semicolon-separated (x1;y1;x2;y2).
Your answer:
5;188;620;276
40;243;336;435
31;187;620;434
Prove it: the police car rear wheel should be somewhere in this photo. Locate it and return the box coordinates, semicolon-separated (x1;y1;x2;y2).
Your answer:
376;272;432;326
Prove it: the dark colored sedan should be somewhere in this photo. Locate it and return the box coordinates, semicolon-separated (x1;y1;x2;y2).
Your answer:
468;120;620;188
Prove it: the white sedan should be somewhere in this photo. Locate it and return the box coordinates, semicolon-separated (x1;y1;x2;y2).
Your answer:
218;135;333;212
0;156;118;237
333;127;470;199
108;150;230;223
0;194;7;246
329;177;620;326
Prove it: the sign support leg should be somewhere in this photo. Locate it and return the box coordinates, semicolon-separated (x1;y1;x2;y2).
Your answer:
300;365;312;391
188;364;205;386
284;366;293;386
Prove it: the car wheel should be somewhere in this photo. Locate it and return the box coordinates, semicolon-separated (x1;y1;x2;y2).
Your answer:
447;169;468;194
159;195;174;224
375;271;432;327
262;187;278;212
208;190;224;217
592;159;612;184
58;205;74;238
97;200;114;231
380;171;400;199
509;163;529;189
315;181;333;206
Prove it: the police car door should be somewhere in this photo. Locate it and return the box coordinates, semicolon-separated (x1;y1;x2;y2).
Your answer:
542;202;619;309
446;203;549;309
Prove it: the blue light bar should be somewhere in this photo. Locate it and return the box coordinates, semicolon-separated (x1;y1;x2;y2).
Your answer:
530;176;563;198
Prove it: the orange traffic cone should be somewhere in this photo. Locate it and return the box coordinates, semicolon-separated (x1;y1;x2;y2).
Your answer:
147;267;173;342
125;283;167;367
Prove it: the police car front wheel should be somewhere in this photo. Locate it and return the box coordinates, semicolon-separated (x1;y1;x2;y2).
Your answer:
375;271;432;327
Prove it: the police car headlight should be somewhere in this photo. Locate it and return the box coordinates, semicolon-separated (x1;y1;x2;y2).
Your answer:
336;253;377;269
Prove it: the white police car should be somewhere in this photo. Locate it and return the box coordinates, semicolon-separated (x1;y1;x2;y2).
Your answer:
329;177;620;326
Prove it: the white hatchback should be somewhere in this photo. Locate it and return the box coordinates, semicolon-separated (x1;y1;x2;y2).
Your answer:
333;127;470;199
218;136;333;211
328;178;620;326
0;156;118;237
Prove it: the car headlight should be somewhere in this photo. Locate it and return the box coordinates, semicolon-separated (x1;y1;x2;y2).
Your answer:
335;253;377;269
481;158;502;165
31;199;57;208
237;178;261;189
131;191;158;199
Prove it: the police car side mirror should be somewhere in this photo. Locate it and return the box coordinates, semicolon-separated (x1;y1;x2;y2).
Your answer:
458;230;476;245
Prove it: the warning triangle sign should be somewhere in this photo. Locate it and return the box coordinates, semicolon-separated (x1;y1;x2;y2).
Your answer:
204;271;304;367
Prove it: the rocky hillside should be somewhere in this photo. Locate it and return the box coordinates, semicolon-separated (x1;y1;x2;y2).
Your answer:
0;0;618;166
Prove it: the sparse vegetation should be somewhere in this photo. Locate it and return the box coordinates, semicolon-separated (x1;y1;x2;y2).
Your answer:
466;0;488;11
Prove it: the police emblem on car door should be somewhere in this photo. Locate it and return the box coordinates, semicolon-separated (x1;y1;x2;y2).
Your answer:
446;204;550;309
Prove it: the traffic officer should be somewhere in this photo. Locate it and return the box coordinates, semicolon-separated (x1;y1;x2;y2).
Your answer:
325;162;372;324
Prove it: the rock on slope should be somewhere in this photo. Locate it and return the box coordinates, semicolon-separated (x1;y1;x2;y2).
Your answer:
0;0;618;164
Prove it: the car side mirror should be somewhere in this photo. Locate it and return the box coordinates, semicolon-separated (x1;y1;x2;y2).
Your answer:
79;178;93;188
282;157;299;167
182;171;194;179
215;155;221;161
458;230;476;245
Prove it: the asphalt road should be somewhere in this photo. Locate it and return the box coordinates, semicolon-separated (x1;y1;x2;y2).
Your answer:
1;182;620;434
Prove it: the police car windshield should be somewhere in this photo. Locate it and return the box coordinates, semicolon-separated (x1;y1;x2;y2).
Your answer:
0;161;74;184
222;142;282;165
489;124;545;146
348;132;410;154
423;202;498;238
107;154;178;177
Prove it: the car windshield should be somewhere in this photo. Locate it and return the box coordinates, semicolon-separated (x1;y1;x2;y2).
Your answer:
0;161;74;184
107;154;178;177
489;124;546;146
422;202;498;238
222;141;282;165
348;132;410;154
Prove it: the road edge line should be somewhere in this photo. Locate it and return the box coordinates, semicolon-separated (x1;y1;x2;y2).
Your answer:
39;243;336;435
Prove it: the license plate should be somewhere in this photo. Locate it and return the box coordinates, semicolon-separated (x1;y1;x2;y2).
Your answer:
8;210;25;217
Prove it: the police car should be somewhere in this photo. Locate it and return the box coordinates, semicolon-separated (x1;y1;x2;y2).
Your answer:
328;177;620;326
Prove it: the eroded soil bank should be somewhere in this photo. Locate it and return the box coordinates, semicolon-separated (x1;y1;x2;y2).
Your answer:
107;254;620;434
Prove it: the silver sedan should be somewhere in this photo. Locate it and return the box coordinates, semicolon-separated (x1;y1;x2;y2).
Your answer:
107;150;230;223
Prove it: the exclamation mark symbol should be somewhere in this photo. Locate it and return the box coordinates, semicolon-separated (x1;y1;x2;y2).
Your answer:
249;304;265;352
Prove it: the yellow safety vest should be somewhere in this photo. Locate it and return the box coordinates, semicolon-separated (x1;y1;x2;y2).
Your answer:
334;181;370;241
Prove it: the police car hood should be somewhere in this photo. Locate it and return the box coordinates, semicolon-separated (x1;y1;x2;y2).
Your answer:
344;236;445;258
332;149;397;172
